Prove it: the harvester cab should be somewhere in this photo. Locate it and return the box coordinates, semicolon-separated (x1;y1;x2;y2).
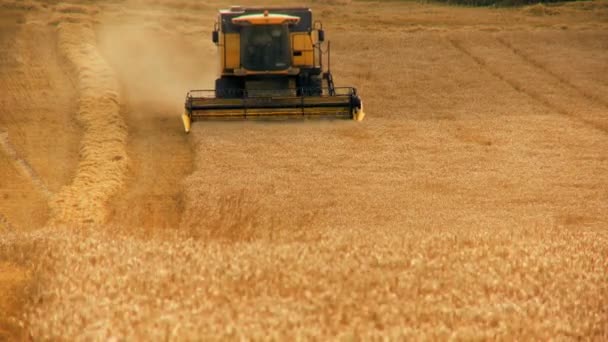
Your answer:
181;6;365;133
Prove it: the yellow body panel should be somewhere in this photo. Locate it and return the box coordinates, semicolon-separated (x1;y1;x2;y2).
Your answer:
291;33;314;67
222;33;240;69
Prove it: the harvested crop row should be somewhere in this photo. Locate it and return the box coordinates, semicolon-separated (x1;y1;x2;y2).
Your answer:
48;11;126;226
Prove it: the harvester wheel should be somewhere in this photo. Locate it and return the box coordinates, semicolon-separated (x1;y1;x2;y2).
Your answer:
309;75;322;96
297;75;322;96
215;77;243;98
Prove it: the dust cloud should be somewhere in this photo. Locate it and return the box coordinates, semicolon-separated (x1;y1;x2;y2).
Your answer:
97;12;216;114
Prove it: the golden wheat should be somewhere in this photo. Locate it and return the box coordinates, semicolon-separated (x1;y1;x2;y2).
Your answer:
0;0;607;340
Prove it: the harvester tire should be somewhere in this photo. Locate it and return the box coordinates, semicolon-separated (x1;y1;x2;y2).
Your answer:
215;77;243;98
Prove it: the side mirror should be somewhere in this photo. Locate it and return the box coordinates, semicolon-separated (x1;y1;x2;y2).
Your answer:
212;30;219;44
318;29;325;42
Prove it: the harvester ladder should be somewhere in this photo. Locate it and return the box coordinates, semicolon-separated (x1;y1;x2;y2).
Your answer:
323;72;336;96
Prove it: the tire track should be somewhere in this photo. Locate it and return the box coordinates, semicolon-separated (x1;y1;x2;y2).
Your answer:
0;129;51;198
446;36;608;134
446;37;566;115
447;37;531;100
48;8;127;226
496;36;608;110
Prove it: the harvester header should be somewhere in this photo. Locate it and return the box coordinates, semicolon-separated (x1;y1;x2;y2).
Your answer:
181;6;364;132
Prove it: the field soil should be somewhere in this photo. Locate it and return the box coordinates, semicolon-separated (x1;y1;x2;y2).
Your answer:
1;0;607;339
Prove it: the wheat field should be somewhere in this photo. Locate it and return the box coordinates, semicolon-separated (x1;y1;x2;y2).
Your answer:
0;0;607;340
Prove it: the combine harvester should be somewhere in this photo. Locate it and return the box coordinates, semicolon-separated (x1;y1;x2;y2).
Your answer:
181;6;364;132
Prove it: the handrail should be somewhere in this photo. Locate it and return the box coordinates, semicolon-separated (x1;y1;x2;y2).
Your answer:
187;86;356;100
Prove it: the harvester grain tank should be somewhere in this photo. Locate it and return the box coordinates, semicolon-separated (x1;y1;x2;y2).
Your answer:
182;6;365;132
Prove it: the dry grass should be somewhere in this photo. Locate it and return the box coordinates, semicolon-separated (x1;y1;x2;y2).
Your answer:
1;0;607;340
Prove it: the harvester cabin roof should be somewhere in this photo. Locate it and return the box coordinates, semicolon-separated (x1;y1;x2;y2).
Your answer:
232;12;300;25
219;7;312;33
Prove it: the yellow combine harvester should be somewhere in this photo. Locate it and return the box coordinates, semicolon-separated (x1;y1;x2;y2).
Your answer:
181;6;364;132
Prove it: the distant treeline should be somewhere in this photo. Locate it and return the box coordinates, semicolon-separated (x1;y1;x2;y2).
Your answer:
434;0;567;6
